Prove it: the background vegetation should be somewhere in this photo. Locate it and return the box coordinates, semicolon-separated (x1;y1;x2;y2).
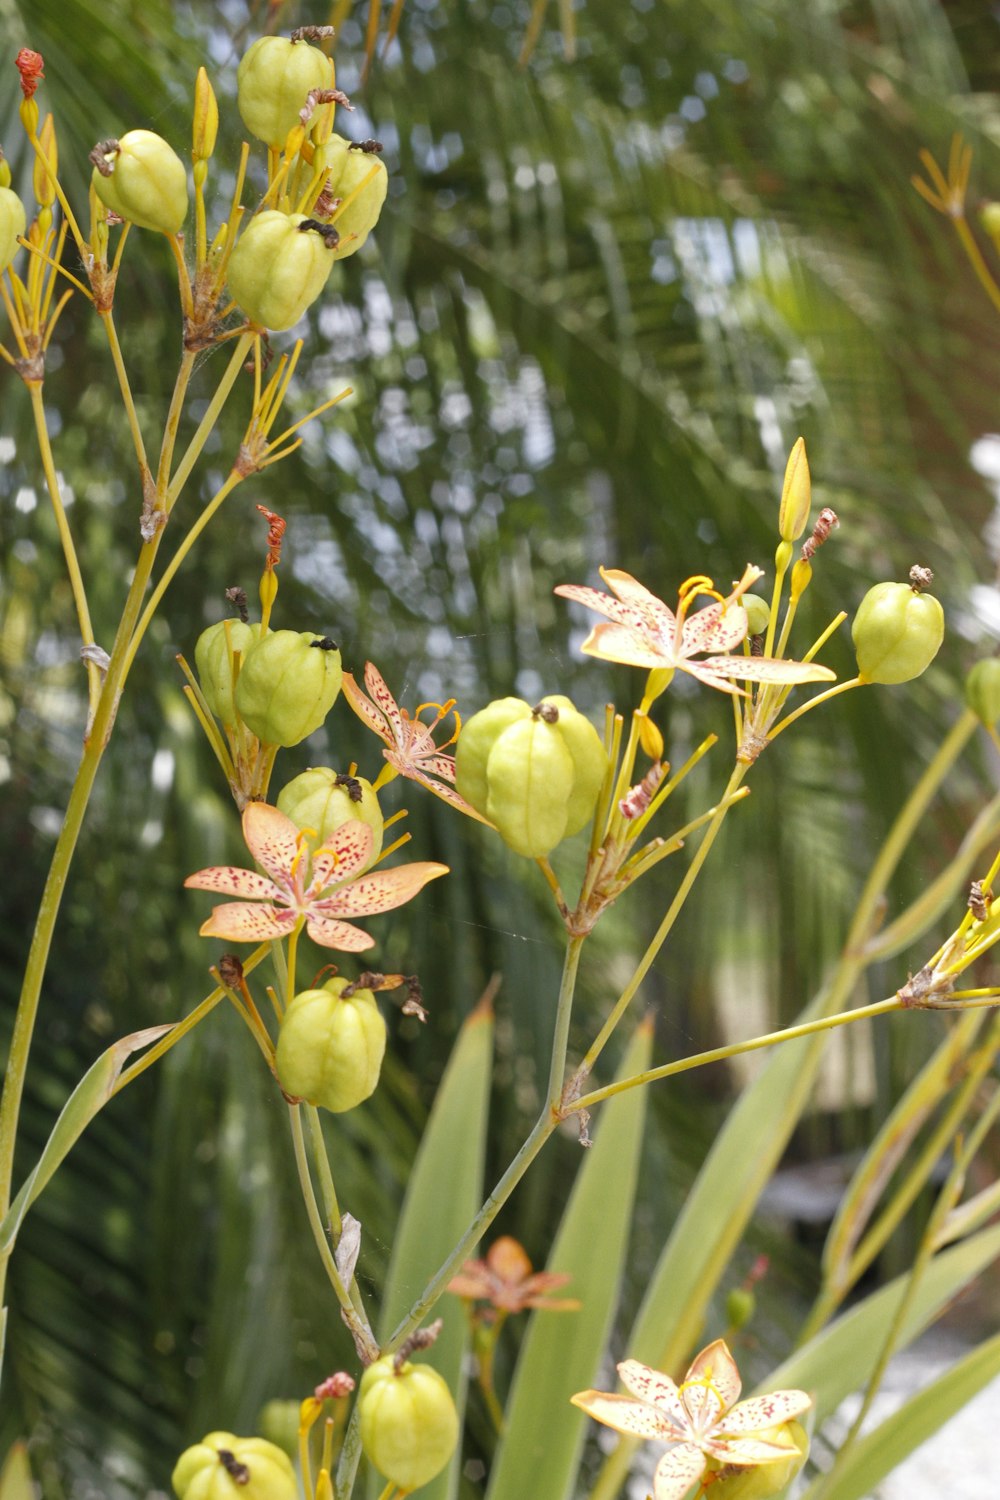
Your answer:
2;0;1000;1493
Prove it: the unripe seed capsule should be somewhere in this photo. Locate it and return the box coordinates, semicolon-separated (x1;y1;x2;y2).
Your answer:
536;694;608;835
455;697;531;813
852;577;944;685
980;202;1000;238
194;619;260;727
316;138;388;259
226;210;337;331
965;658;1000;726
276;979;387;1113
237;36;333;150
277;766;383;865
699;1421;808;1499
359;1357;459;1492
234;629;343;746
740;593;770;639
485;715;575;857
92;130;189;234
0;187;26;270
171;1431;297;1500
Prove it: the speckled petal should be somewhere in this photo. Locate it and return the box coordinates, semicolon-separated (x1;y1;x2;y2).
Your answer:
599;569;675;624
617;1360;688;1434
681;599;748;657
704;1434;798;1464
415;750;458;783
721;1390;812;1434
580;622;672;670
310;821;375;890
364;660;405;746
684;1340;742;1413
652;1443;707;1500
316;861;449;917
554;581;632;624
241;801;301;889
184;865;285;901
570;1391;675;1440
342;669;394;747
199;902;294;941
391;758;495;825
698;654;836;684
303;913;376;951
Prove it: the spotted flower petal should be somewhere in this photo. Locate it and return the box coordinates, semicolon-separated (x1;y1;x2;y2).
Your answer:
199;901;296;942
652;1443;708;1500
720;1390;813;1434
570;1391;678;1441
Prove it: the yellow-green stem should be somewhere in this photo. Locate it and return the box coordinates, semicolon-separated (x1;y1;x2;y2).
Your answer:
165;333;254;511
98;309;149;472
768;675;864;741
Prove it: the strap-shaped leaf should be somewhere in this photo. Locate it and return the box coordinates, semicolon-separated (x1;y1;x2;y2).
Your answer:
486;1016;654;1500
375;994;495;1500
797;1327;1000;1500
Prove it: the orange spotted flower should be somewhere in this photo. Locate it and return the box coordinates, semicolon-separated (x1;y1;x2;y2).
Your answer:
572;1340;810;1500
184;800;448;953
448;1236;580;1315
342;660;492;822
555;566;835;694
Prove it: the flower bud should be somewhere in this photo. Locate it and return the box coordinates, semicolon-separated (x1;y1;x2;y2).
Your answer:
740;594;770;638
193;67;219;163
276;978;387;1113
980;202;1000;238
852;577;944;685
725;1287;755;1330
359;1357;459;1492
234;629;342;746
171;1431;297;1500
277;766;383;866
237;36;333;150
256;1401;299;1460
33;113;57;209
226;211;337;330
0;187;26;270
778;437;811;543
194;620;261;727
313;137;388;259
92;130;189;234
965;658;1000;727
457;696;608;857
703;1421;809;1499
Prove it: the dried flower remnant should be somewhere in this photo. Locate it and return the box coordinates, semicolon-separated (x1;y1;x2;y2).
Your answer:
571;1340;810;1500
184;800;448;953
448;1236;580;1316
555;568;835;696
343;660;492;822
15;49;44;99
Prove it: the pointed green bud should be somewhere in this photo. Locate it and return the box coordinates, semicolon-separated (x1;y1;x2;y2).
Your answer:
0;186;26;270
193;67;219;163
237;35;332;150
725;1287;755;1330
194;619;261;727
966;658;1000;726
852;571;944;685
91;130;188;234
226;210;337;330
778;438;811;542
702;1421;809;1499
277;766;383;866
276;978;387;1113
234;629;342;746
171;1432;297;1500
359;1357;459;1492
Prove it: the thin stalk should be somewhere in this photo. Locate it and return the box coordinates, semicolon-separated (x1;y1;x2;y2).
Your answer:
546;936;585;1111
165;332;254;511
98;309;149;472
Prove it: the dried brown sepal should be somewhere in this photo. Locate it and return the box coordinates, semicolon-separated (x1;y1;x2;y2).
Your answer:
969;880;990;922
350;139;385;154
291;25;337;43
225;586;250;623
217;953;245;988
89;138;119;176
909;564;934;592
217;1450;250;1485
299;217;341;249
801;506;839;561
395;1317;444;1370
897;963;956;1008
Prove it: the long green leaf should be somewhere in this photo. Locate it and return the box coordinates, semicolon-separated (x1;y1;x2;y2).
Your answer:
762;1220;1000;1421
798;1328;1000;1500
0;1023;172;1256
375;993;495;1500
485;1016;654;1500
0;1443;33;1500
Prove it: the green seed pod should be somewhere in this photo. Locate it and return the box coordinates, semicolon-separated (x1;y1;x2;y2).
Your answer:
277;766;383;865
965;658;1000;727
725;1286;755;1331
486;715;575;858
194;620;261;727
226;210;336;331
359;1357;459;1492
980;202;1000;238
171;1431;297;1500
255;1402;299;1461
92;130;189;234
537;694;608;835
237;36;333;150
234;629;342;747
455;697;532;813
0;186;26;270
852;578;944;685
740;594;770;638
276;979;387;1113
702;1421;809;1499
313;137;388;259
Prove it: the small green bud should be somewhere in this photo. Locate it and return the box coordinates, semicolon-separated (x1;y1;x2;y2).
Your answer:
276;978;386;1113
725;1286;755;1330
234;629;343;747
237;36;333;150
277;767;383;865
704;1421;809;1499
965;658;1000;727
92;130;189;234
740;594;770;638
226;210;337;331
778;437;811;543
313;137;388;258
0;186;26;270
852;572;944;685
171;1431;297;1500
194;619;261;727
255;1402;300;1461
359;1357;459;1492
980;202;1000;238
